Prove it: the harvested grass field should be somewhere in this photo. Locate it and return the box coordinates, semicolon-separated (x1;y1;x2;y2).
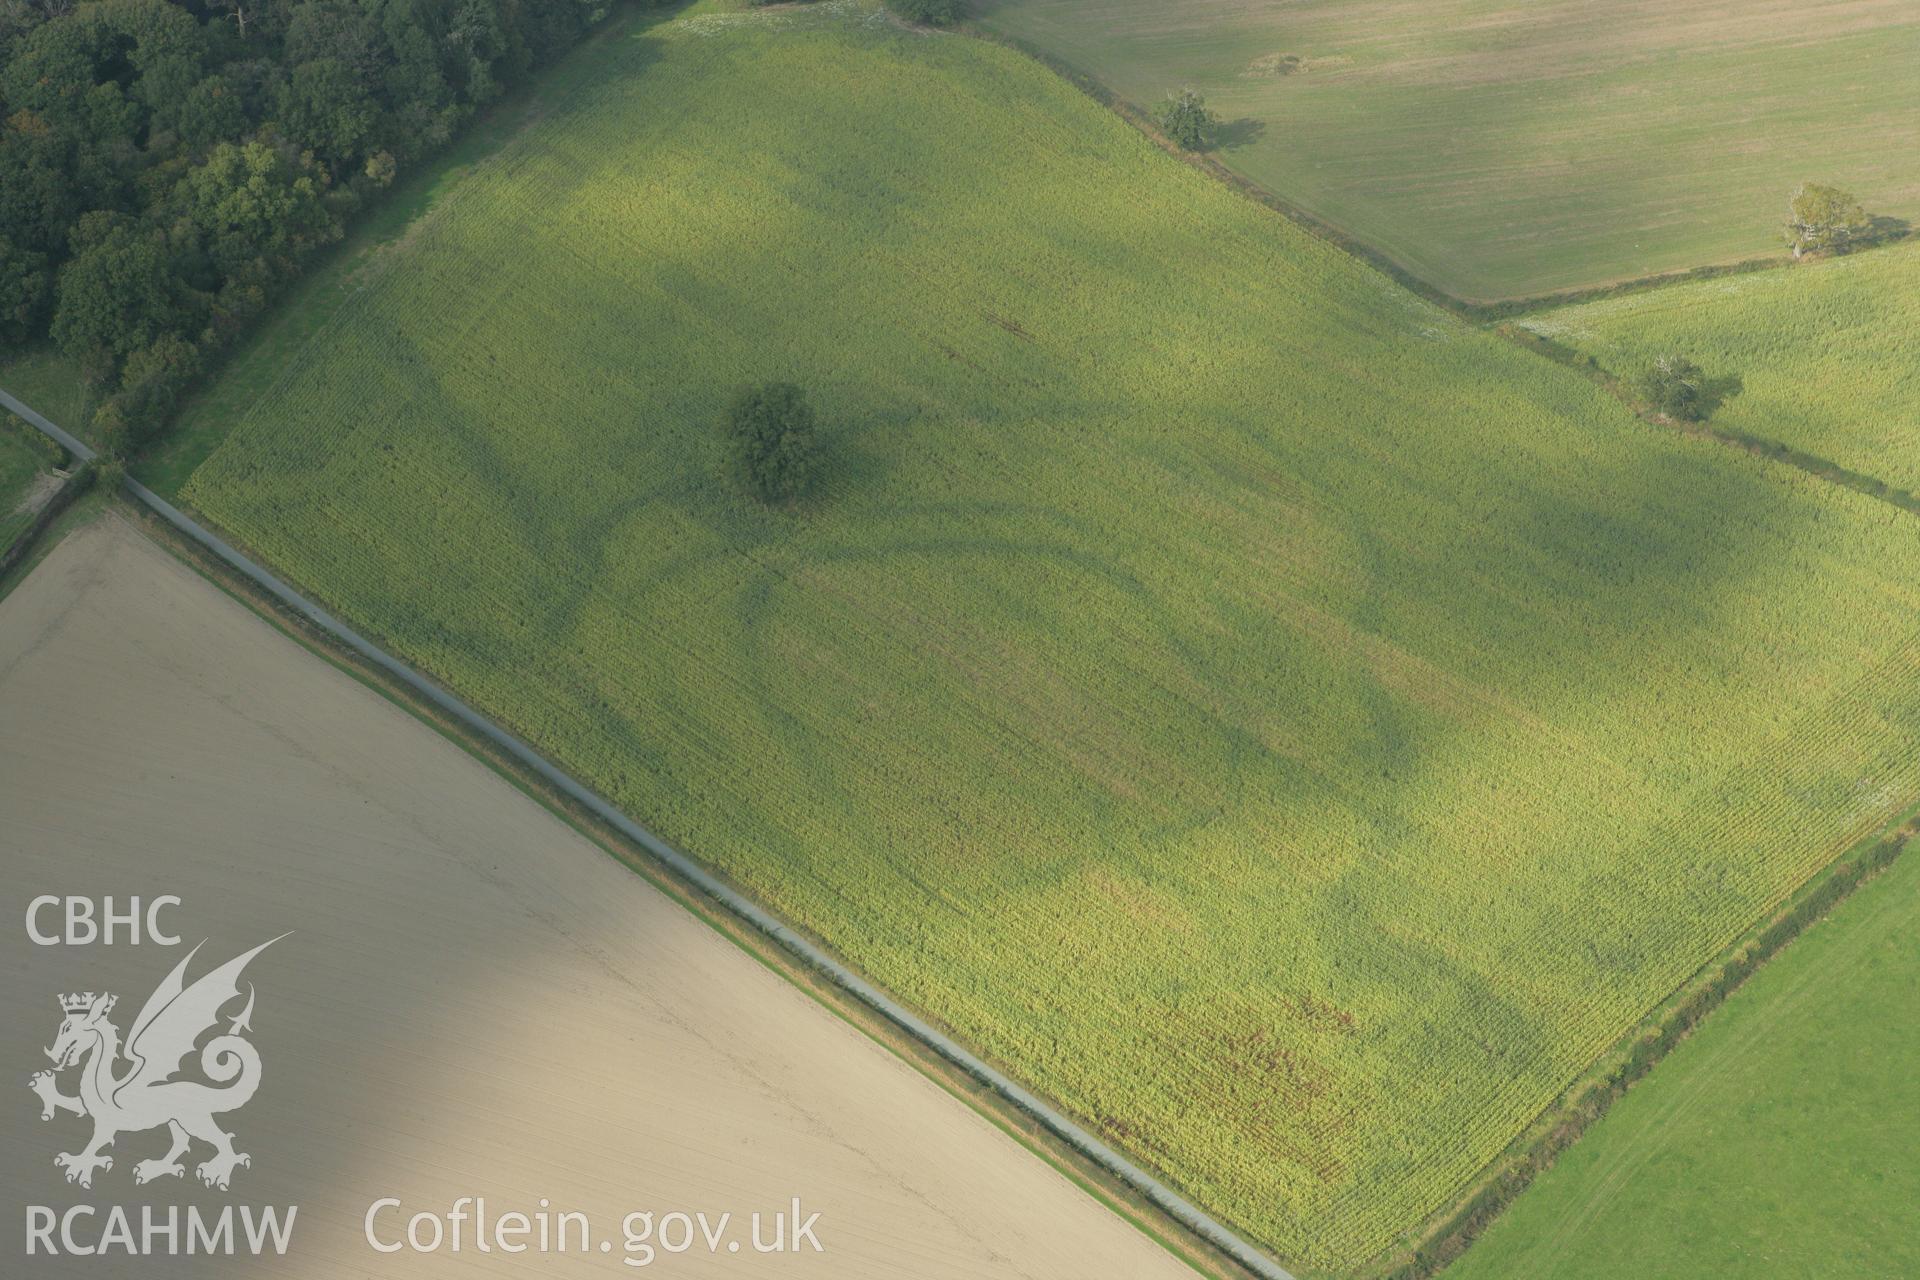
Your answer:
975;0;1920;300
1449;845;1920;1280
1523;242;1920;492
174;2;1920;1269
0;516;1194;1279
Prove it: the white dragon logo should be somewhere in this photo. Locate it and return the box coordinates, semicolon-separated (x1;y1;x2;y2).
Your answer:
28;937;284;1191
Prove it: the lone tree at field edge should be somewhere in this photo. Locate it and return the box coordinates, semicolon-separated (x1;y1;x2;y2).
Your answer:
1639;354;1708;422
723;382;819;505
1156;88;1217;151
1784;182;1869;258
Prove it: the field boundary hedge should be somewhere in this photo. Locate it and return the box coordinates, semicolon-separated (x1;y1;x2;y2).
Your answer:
0;384;1297;1280
1370;812;1917;1279
1499;324;1920;520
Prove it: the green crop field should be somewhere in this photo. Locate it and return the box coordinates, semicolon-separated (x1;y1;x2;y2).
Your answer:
975;0;1920;301
1450;846;1920;1280
174;2;1920;1270
1523;242;1920;493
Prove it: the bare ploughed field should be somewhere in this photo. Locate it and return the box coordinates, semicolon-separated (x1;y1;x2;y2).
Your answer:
0;517;1189;1278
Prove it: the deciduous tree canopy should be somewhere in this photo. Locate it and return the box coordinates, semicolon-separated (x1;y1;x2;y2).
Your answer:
1639;354;1706;420
0;0;621;450
1155;87;1215;151
1785;182;1869;257
722;382;820;505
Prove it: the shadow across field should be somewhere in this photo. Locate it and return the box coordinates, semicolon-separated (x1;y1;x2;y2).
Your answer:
1209;117;1266;152
1697;372;1745;420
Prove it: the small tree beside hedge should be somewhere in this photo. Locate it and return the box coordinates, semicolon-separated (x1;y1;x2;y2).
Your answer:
722;382;819;505
1639;354;1708;421
1784;182;1869;258
1155;88;1217;151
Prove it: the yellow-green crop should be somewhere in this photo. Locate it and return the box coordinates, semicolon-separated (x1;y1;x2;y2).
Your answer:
179;5;1920;1269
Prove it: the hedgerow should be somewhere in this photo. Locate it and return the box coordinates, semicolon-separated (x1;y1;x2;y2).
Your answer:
1523;243;1920;492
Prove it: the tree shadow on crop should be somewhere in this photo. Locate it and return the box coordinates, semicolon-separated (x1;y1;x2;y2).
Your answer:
795;402;913;513
1698;371;1744;419
1856;214;1913;250
1209;117;1266;153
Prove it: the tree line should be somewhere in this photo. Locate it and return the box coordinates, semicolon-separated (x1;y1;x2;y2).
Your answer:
0;0;626;452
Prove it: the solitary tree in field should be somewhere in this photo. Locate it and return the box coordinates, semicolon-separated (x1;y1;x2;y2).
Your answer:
723;382;819;505
1784;183;1869;258
1639;354;1707;421
1155;88;1217;151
